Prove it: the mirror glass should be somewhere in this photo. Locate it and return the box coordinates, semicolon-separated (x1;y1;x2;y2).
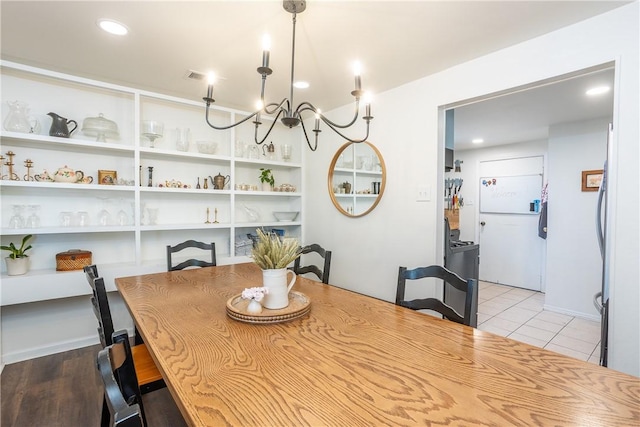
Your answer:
328;141;386;217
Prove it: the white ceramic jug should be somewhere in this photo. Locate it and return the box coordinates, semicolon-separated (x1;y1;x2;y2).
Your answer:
261;268;296;309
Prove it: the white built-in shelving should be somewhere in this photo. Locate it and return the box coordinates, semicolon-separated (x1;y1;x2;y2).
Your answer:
0;60;304;305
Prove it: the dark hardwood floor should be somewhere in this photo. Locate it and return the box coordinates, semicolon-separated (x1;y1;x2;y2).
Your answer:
1;344;186;427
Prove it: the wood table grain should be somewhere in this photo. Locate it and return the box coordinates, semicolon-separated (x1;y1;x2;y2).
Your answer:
116;263;639;427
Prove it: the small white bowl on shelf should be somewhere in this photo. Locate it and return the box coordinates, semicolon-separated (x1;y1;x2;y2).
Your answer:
197;141;217;154
273;211;299;222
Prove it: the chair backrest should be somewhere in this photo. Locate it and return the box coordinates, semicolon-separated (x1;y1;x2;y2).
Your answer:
84;265;115;347
97;330;145;427
395;265;477;327
166;240;216;271
293;243;332;284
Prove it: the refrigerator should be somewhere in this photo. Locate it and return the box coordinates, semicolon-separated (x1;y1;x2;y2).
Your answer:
593;123;613;367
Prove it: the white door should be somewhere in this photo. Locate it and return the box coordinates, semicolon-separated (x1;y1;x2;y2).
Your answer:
478;157;544;291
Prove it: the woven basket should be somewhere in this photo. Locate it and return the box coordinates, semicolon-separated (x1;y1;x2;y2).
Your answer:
56;250;92;271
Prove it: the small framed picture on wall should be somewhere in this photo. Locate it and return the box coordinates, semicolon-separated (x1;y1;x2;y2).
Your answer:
581;169;603;192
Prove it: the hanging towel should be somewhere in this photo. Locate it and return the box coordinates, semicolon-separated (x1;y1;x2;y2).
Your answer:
538;183;548;239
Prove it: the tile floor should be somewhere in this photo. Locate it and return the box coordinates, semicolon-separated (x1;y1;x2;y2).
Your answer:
477;281;602;364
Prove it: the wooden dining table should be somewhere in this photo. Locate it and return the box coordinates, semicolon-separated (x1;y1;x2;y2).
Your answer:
115;263;639;427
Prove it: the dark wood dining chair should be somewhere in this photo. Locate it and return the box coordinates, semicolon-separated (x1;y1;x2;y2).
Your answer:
166;240;216;271
292;243;332;284
97;330;145;427
396;265;477;327
83;266;166;426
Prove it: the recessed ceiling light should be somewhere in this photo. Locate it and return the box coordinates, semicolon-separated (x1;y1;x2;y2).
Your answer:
472;138;484;144
586;86;610;96
97;19;128;36
293;81;309;89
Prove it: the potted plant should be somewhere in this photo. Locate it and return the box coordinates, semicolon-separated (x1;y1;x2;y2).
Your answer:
2;234;33;276
251;228;301;309
259;168;275;191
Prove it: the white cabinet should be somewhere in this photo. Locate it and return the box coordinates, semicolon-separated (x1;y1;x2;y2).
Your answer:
0;61;303;304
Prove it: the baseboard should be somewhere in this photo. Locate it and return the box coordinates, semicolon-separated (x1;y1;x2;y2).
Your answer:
1;327;135;365
543;304;601;323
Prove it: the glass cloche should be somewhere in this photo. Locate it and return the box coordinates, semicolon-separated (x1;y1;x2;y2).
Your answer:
82;113;119;142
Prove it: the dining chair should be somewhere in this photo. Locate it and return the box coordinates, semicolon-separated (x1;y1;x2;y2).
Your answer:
292;243;332;284
166;240;216;271
83;266;166;424
97;330;145;427
395;265;477;327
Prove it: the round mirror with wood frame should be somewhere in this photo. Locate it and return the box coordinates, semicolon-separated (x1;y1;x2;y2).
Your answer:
327;141;386;217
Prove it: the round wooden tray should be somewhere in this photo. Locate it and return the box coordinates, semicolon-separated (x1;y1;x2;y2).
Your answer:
226;291;311;324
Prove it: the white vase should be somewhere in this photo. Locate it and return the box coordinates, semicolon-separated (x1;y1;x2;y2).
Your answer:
246;299;263;314
262;182;272;192
261;268;296;309
5;256;30;276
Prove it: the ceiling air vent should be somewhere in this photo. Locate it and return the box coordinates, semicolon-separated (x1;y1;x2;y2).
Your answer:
185;70;206;81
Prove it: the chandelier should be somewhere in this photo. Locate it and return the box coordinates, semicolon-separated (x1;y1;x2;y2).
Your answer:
203;0;373;151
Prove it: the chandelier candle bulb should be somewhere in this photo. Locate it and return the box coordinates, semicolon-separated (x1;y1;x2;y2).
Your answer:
262;34;271;68
206;73;215;101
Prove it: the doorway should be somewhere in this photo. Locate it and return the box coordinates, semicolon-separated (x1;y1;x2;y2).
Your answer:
442;64;615;313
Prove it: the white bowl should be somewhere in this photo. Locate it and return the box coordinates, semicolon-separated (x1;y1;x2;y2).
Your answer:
197;141;217;154
273;211;299;222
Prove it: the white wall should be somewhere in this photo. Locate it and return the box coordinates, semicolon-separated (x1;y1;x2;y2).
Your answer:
304;3;638;376
545;118;609;319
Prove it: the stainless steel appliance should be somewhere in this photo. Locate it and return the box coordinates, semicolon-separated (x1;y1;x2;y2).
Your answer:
444;218;479;327
593;123;613;367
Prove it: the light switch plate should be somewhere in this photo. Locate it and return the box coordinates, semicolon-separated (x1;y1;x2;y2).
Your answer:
417;186;431;202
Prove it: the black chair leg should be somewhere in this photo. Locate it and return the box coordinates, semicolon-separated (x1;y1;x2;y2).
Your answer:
134;326;144;345
101;396;111;427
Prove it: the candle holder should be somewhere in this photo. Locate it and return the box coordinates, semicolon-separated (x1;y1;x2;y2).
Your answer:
205;207;211;224
23;159;34;181
4;151;19;180
147;166;154;187
214;208;219;224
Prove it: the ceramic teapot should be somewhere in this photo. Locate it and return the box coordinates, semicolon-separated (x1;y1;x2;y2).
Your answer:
48;112;78;138
35;170;54;182
209;172;230;190
53;165;84;183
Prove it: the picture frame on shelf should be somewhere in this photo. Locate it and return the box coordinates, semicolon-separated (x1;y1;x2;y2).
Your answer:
98;169;117;185
581;169;603;192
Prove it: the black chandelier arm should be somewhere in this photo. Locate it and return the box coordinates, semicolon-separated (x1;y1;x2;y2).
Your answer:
263;98;290;116
322;116;371;144
205;104;259;130
254;108;286;145
299;119;319;151
295;99;361;129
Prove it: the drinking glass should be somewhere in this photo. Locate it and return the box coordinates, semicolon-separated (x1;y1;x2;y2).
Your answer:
281;144;292;161
26;205;41;228
117;209;129;226
76;211;90;227
147;208;159;225
97;197;112;226
59;211;73;227
8;205;26;229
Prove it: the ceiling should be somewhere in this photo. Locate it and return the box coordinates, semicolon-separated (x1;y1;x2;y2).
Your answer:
452;66;615;151
0;1;626;145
